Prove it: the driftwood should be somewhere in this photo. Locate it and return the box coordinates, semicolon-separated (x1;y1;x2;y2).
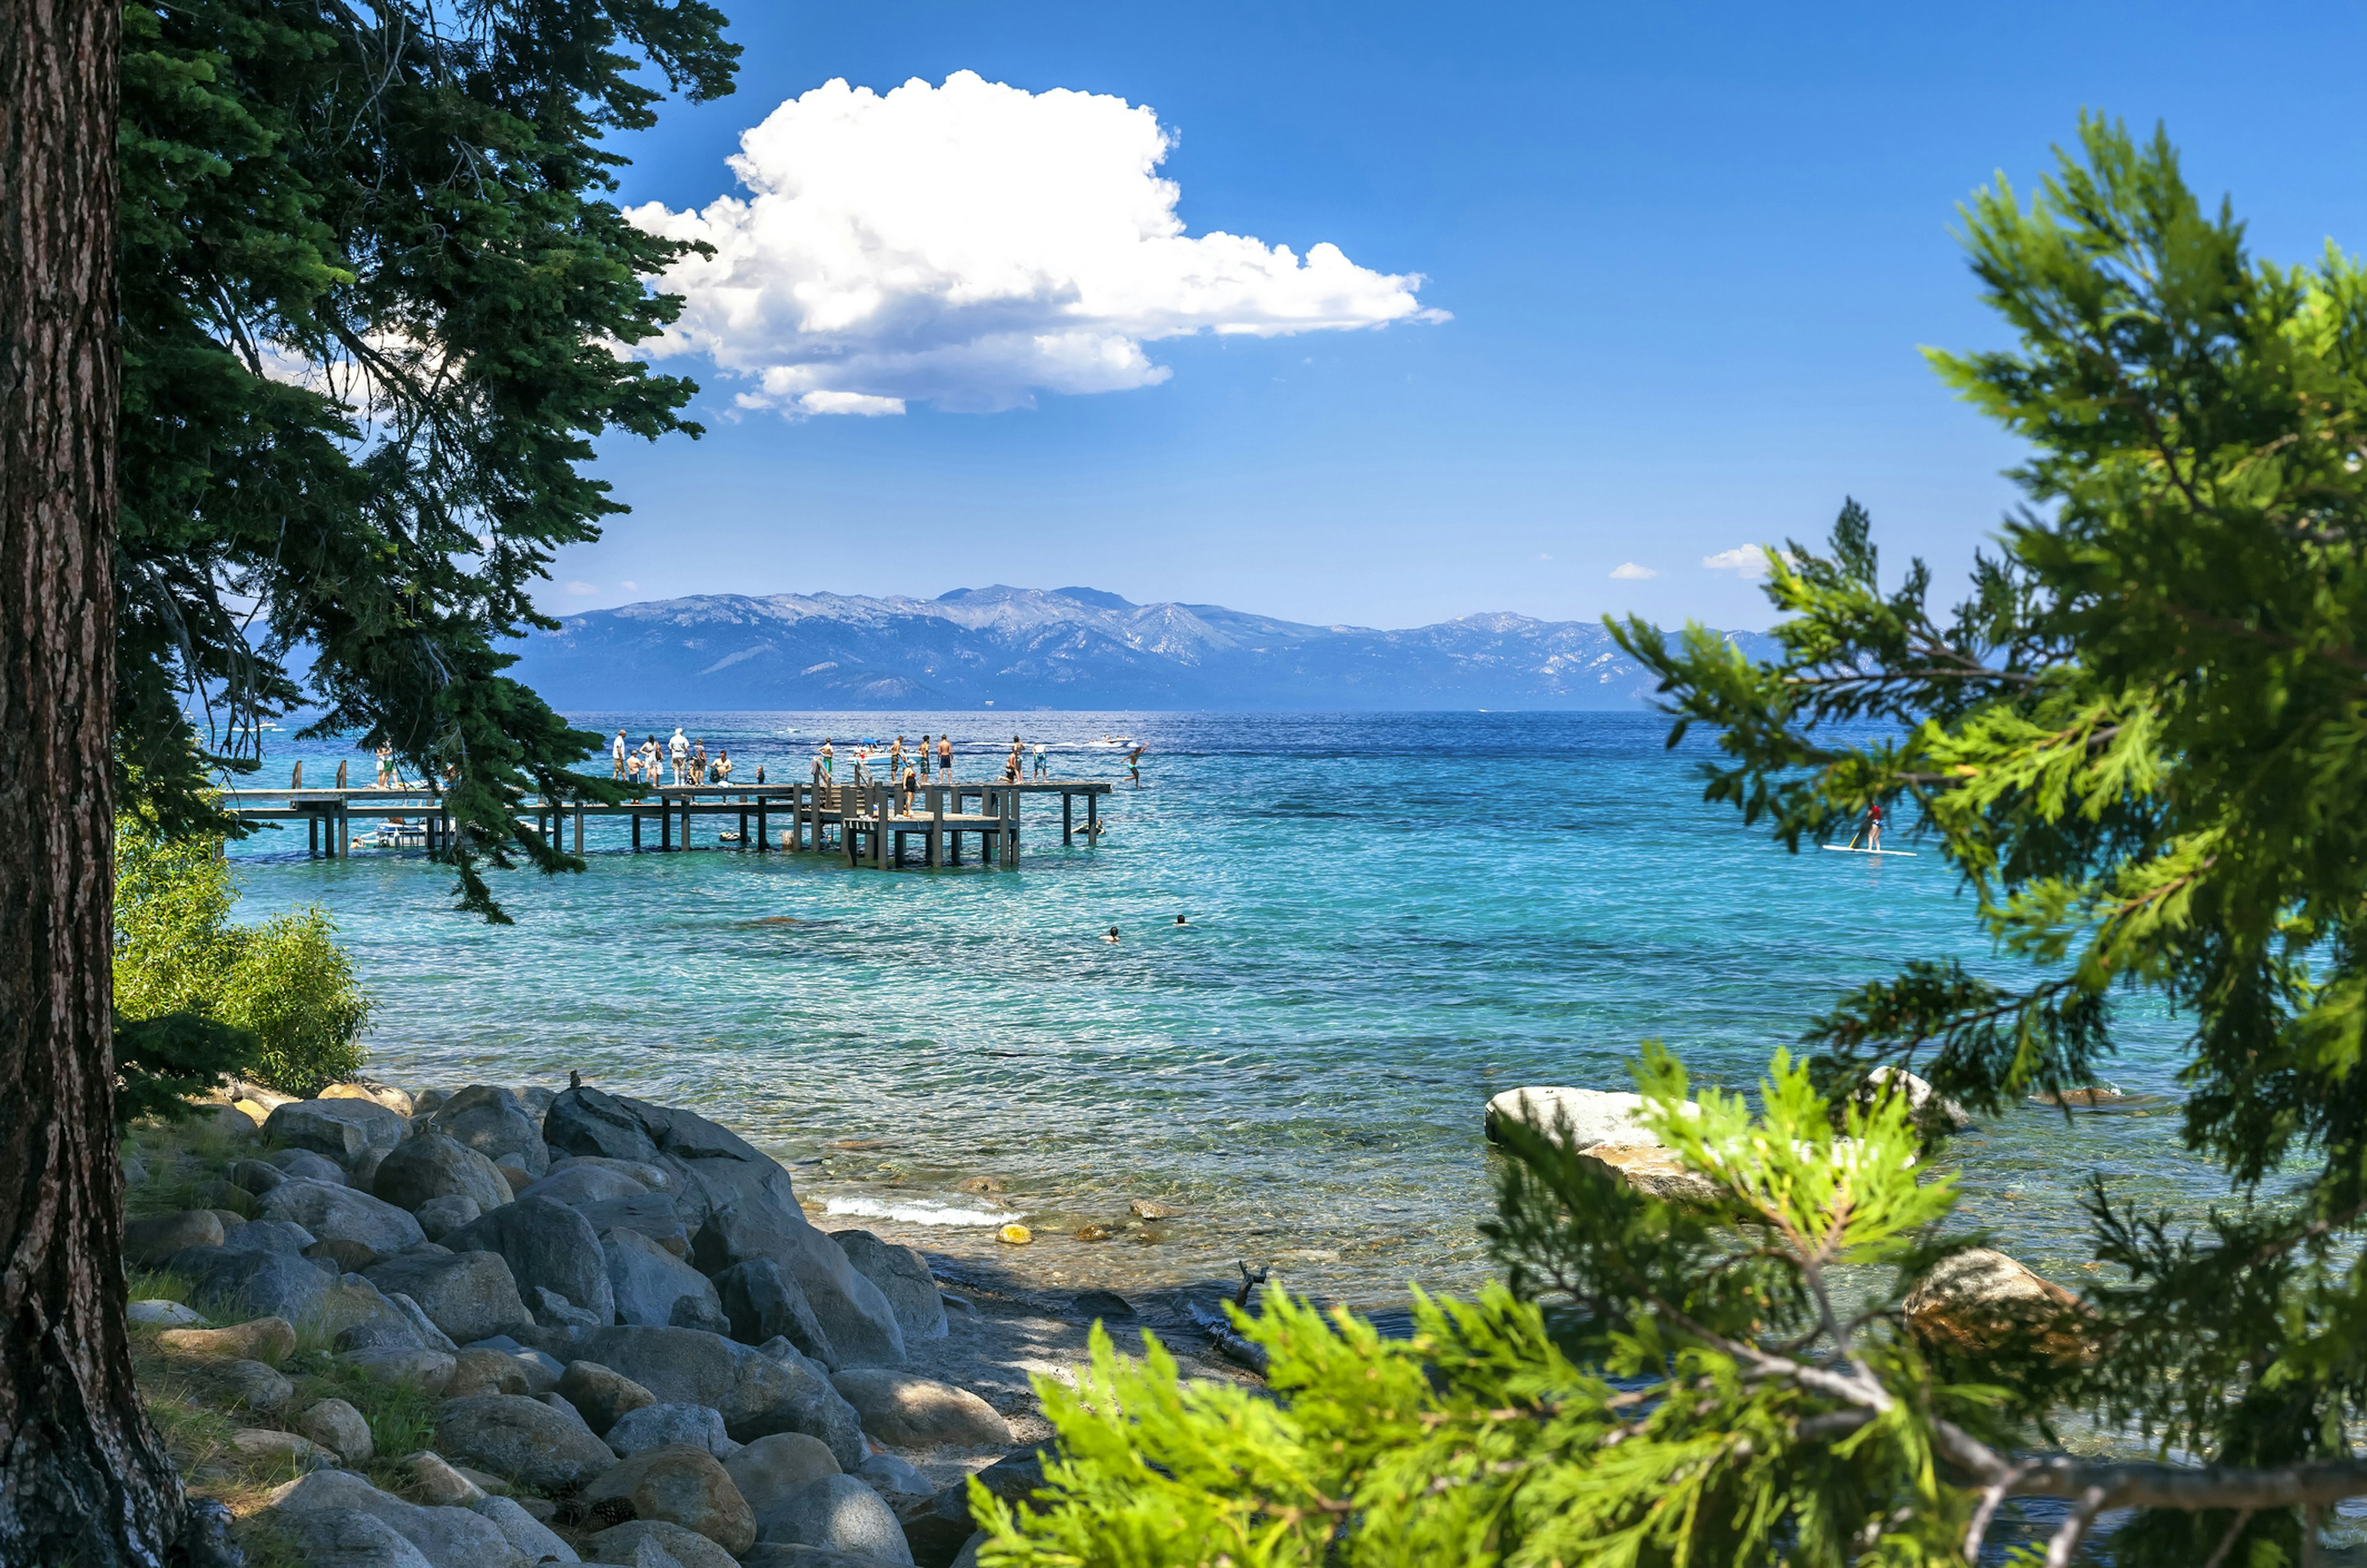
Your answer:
1186;1298;1269;1376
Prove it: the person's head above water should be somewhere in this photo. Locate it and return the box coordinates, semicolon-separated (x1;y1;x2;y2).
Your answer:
1175;914;1187;925
1106;926;1121;941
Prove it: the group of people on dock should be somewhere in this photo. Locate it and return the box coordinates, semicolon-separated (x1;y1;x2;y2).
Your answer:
601;726;1146;796
613;729;740;788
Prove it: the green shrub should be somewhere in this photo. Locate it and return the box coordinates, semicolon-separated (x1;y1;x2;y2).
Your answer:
216;908;371;1097
113;810;373;1103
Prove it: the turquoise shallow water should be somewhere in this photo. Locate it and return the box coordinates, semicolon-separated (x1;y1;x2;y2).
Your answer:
226;710;2218;1310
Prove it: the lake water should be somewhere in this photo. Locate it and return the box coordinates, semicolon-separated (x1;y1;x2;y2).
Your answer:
224;710;2221;1312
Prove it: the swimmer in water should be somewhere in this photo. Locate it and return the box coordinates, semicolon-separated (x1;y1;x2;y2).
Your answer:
1103;926;1121;944
1174;914;1188;925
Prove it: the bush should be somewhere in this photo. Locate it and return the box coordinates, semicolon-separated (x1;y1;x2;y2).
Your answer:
114;810;373;1103
216;908;371;1096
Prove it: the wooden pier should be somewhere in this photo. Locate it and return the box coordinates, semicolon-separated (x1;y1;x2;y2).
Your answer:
220;775;1114;869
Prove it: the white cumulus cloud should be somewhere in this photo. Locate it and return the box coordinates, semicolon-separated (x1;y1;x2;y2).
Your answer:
626;71;1443;416
1609;561;1659;580
1703;545;1793;579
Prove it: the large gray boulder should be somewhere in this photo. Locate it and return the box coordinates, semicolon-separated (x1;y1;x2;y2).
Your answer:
542;1088;903;1365
215;1217;316;1256
366;1251;532;1344
414;1194;482;1243
431;1087;550;1180
896;1449;1047;1568
576;1193;693;1258
607;1230;727;1331
266;1100;407;1172
259;1180;426;1256
581;1445;755;1557
518;1164;649;1207
546;1325;864;1468
167;1246;332;1321
443;1198;613;1325
264;1468;526;1568
256;1506;435;1568
433;1393;618;1492
607;1402;737;1460
125;1209;223;1265
376;1133;513;1216
584;1520;737;1568
830;1233;946;1342
269;1146;352;1185
755;1474;912;1564
468;1495;578;1565
722;1433;841;1522
714;1259;838;1369
828;1370;1011;1452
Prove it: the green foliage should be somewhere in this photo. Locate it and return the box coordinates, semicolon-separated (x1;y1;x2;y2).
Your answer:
117;0;738;915
114;809;372;1103
1601;113;2367;1562
979;1054;2000;1567
215;909;370;1096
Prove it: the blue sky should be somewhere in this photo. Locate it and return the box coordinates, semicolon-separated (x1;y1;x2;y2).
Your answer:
555;1;2367;631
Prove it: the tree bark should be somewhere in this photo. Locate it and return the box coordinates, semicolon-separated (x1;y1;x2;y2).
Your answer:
0;1;184;1564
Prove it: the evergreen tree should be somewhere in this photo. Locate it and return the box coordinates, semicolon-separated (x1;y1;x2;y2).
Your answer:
118;0;737;917
975;118;2367;1566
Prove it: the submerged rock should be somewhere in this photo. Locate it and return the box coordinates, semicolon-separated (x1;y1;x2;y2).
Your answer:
1853;1066;1973;1133
1904;1248;2091;1362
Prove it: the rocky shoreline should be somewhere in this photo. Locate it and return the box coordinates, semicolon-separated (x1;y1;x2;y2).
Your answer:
127;1078;1257;1568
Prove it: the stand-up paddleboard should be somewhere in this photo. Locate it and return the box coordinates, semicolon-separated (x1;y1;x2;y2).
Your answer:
1821;844;1915;857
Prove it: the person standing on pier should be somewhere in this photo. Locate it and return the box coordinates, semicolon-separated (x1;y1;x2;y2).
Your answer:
669;728;689;785
938;733;952;779
611;730;628;780
374;744;393;788
1033;741;1048;778
918;735;933;780
891;735;906;779
901;759;919;815
820;738;835;780
714;748;734;784
642;735;660;786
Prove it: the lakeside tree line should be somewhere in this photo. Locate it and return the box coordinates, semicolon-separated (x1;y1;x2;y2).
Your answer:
4;2;2366;1562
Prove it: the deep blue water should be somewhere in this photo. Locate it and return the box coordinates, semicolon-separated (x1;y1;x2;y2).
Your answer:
223;711;2217;1312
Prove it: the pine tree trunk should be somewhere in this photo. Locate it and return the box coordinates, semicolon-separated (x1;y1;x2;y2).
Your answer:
0;1;186;1563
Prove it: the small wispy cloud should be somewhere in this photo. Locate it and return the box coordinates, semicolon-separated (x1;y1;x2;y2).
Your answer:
1609;561;1658;580
1703;545;1792;579
564;581;599;595
621;581;639;593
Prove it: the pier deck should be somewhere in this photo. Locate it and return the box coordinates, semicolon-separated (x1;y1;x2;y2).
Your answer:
221;776;1113;869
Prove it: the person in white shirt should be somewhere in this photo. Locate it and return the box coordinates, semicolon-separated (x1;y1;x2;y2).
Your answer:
668;727;690;785
611;730;628;780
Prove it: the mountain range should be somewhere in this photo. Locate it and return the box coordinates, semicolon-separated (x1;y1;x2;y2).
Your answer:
506;586;1775;711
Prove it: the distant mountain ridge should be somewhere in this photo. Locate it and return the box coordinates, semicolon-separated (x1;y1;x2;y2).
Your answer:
507;585;1775;711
